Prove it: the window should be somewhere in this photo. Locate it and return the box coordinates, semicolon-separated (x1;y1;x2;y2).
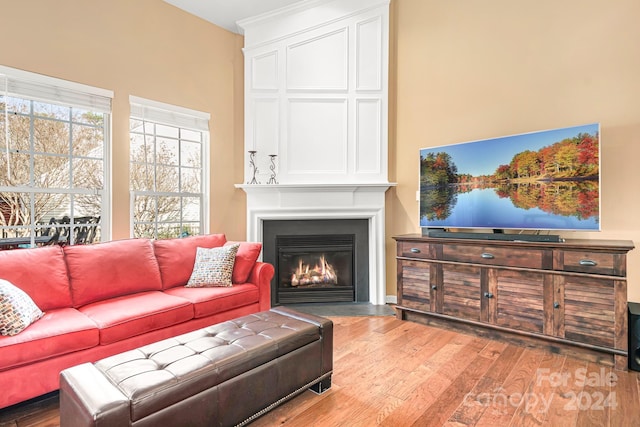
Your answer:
129;96;209;239
0;66;111;247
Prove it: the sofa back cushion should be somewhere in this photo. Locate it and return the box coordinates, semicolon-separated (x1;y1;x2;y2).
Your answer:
0;245;72;311
224;241;263;284
65;239;163;307
153;234;227;289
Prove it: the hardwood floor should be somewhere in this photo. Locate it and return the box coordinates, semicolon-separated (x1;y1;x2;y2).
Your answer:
2;316;639;426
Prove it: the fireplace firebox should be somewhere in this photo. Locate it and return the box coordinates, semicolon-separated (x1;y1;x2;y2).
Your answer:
277;235;354;304
263;219;369;306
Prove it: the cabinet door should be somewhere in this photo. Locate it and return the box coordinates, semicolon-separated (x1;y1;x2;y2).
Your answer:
442;263;481;322
398;260;435;312
553;276;616;348
490;269;546;334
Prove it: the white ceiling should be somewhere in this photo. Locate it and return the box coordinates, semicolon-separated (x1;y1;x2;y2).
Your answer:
163;0;305;34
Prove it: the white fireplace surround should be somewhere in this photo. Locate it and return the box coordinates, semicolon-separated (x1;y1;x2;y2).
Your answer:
236;183;393;305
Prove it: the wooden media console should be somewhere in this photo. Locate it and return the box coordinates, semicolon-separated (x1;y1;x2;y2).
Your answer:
394;234;635;369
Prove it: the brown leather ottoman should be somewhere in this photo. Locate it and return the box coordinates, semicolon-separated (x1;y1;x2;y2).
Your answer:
59;307;332;427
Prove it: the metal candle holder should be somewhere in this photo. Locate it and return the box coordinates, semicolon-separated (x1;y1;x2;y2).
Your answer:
247;150;259;184
267;154;278;184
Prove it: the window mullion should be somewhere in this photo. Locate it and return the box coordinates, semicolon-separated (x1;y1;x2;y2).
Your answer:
29;100;35;188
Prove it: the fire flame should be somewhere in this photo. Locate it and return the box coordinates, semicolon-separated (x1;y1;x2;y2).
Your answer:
290;255;338;287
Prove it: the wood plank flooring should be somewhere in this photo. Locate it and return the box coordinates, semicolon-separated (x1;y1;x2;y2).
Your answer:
1;316;639;426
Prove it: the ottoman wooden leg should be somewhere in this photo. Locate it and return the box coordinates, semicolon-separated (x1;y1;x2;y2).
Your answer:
309;374;332;395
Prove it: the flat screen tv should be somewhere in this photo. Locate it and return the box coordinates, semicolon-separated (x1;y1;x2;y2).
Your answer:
419;123;600;233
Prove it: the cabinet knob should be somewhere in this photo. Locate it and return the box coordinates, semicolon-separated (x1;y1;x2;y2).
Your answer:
553;302;560;309
410;248;421;253
484;292;494;298
579;259;597;267
481;253;495;259
431;285;437;290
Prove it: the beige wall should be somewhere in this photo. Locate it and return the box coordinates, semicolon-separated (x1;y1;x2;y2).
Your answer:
388;0;640;301
0;0;246;240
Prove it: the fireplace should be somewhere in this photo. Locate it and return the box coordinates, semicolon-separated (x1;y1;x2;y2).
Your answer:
277;234;354;304
263;219;369;306
238;183;393;305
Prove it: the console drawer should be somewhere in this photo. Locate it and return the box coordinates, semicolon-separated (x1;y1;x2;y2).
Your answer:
442;244;544;269
398;241;434;260
558;250;621;276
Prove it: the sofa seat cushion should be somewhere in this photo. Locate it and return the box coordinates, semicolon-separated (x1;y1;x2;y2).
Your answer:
154;234;227;289
163;284;260;319
0;245;72;310
65;239;163;307
78;292;194;345
0;308;99;370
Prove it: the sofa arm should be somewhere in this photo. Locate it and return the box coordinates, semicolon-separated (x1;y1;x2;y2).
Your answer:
248;261;274;311
60;363;130;427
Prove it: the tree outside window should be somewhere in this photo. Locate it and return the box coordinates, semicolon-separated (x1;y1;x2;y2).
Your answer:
129;113;205;240
0;94;107;245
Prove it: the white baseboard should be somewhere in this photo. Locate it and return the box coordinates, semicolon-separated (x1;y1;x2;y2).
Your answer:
385;295;397;304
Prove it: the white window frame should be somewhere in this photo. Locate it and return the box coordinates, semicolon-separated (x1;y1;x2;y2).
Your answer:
0;65;112;244
129;95;210;239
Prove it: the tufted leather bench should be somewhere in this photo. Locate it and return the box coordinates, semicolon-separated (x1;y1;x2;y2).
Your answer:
59;307;333;427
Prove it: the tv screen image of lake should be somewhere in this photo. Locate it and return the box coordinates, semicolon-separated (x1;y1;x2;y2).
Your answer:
419;123;600;231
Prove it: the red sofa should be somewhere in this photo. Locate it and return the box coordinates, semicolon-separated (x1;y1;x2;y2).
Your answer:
0;234;274;409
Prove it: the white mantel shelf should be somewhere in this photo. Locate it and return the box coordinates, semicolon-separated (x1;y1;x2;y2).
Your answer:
235;182;396;192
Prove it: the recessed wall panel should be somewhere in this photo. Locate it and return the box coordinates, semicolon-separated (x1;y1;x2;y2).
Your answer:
356;17;382;91
356;99;381;174
251;98;279;182
252;51;278;90
253;98;279;153
287;99;347;175
286;29;348;91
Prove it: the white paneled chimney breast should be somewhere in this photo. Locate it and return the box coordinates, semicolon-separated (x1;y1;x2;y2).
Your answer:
237;0;394;304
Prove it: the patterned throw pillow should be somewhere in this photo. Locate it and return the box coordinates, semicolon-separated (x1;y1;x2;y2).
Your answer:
0;279;44;336
186;244;240;288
